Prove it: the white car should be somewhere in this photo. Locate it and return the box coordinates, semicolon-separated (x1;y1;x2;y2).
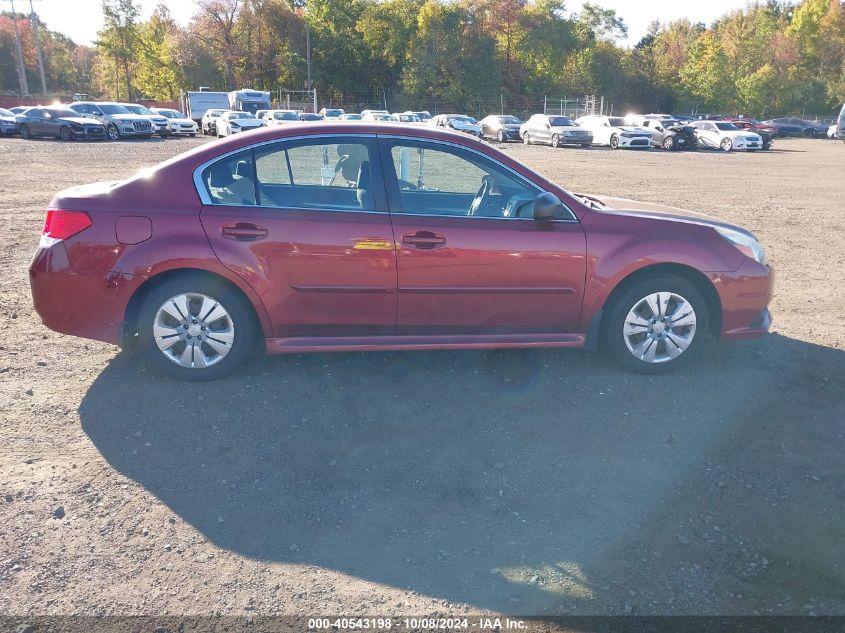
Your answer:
519;113;593;147
393;113;422;123
201;109;227;136
151;108;198;136
430;114;483;137
575;115;652;149
362;112;396;122
690;120;763;151
319;107;345;120
828;123;839;139
121;103;171;136
263;109;301;127
216;111;264;137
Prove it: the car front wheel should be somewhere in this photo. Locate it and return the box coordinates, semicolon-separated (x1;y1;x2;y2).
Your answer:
720;137;733;151
137;275;257;381
662;136;675;150
107;124;120;140
605;275;708;373
609;134;619;149
497;130;505;143
19;124;31;139
522;132;530;145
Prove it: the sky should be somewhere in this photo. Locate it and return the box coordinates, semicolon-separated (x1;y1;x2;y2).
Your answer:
22;0;753;48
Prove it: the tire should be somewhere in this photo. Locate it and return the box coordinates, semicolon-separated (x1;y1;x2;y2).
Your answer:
107;124;120;141
19;124;31;139
802;128;814;138
137;273;258;381
497;130;505;143
522;132;530;145
551;133;561;148
190;133;197;137
609;134;619;149
605;275;709;373
720;137;733;152
581;143;591;148
662;136;675;150
59;126;73;142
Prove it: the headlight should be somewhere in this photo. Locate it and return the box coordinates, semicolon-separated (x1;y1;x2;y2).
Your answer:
716;226;766;265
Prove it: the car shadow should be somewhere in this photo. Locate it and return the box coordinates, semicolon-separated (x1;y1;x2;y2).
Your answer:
79;333;845;615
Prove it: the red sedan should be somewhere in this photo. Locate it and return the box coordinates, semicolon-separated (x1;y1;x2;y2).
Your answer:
29;123;773;379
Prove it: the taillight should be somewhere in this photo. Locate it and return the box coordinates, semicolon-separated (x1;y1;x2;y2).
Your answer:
40;209;92;247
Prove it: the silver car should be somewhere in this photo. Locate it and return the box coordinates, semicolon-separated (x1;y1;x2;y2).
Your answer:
520;114;593;148
479;114;523;142
69;102;153;140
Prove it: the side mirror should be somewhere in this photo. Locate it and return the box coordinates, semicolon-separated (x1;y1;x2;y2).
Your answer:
544;123;550;129
533;192;564;221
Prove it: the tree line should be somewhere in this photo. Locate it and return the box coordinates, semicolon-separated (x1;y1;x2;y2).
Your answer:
1;0;843;118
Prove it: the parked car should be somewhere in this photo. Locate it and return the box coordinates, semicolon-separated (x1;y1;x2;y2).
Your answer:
632;117;697;150
0;107;19;136
340;113;364;121
299;112;323;122
201;109;227;136
403;110;432;122
762;118;820;138
216;111;263;136
575;115;652;149
151;108;199;136
727;119;773;149
15;105;106;141
394;113;422;123
319;108;345;120
9;106;31;115
520;114;592;148
362;112;395;122
69;101;153;140
120;103;171;136
29;121;772;380
430;114;482;137
479;114;523;142
838;104;845;141
263;110;301;127
690;120;763;151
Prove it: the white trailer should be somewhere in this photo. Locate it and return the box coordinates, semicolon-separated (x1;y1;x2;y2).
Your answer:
229;89;272;115
182;90;230;124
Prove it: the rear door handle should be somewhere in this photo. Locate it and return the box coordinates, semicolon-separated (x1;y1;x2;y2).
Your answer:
402;231;446;249
221;222;268;241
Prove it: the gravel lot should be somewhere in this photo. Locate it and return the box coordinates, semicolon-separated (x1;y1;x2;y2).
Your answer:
1;135;843;618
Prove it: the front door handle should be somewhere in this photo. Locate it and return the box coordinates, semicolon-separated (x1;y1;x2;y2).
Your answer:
402;231;446;249
221;222;268;241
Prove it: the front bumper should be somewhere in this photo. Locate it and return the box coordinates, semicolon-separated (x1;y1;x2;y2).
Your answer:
70;127;106;140
618;136;651;148
710;259;774;341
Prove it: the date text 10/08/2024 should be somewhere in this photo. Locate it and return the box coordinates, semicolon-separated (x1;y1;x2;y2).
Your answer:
308;617;528;630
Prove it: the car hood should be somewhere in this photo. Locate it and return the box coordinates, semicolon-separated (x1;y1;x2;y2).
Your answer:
170;117;196;125
0;116;16;123
451;121;481;130
111;114;150;122
576;194;754;237
231;119;263;126
614;126;650;134
60;116;103;126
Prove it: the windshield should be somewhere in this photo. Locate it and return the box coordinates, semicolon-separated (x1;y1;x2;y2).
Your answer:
499;116;520;124
446;115;472;123
549;116;575;127
300;113;321;120
47;108;80;118
229;112;255;120
157;110;179;118
323;109;343;117
207;110;225;117
100;104;131;115
607;117;627;126
343;114;363;120
398;114;420;122
715;122;740;131
0;108;13;117
274;111;299;120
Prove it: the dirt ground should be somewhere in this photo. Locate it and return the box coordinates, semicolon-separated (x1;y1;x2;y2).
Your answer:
1;134;843;618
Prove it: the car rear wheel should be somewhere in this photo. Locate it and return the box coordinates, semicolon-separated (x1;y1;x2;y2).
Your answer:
662;136;675;150
107;124;120;141
609;134;619;149
19;124;31;139
720;137;733;151
605;275;708;373
137;275;258;381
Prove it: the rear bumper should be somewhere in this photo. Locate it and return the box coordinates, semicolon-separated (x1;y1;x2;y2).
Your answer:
29;245;140;345
710;260;774;341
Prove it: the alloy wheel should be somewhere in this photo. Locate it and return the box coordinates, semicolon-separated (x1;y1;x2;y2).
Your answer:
622;292;697;364
523;133;530;145
720;137;733;151
497;130;505;142
153;292;235;369
610;134;619;149
551;134;560;148
107;124;119;141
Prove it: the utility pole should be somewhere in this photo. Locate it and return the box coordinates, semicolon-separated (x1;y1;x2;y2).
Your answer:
28;0;47;94
7;0;30;97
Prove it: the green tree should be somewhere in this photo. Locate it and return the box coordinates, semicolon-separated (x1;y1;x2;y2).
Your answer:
97;0;141;100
